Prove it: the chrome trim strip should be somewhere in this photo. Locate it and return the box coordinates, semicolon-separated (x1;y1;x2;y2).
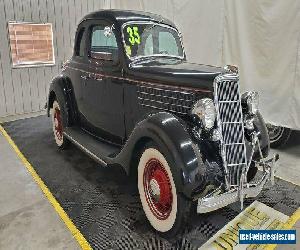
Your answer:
137;84;194;96
137;97;191;109
137;91;194;102
137;102;188;115
65;65;211;93
63;132;108;166
219;100;239;103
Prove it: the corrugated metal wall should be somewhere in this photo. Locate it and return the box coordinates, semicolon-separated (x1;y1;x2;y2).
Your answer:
0;0;114;118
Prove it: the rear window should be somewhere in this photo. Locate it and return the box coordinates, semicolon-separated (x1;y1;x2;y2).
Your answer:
90;26;118;55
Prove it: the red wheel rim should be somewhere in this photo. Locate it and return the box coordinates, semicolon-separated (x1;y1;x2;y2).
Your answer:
143;158;173;220
54;107;63;141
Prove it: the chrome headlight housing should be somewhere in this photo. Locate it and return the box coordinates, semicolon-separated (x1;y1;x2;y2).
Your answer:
191;98;216;129
242;91;259;114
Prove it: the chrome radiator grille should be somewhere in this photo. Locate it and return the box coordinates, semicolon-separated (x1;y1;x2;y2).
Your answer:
214;74;247;186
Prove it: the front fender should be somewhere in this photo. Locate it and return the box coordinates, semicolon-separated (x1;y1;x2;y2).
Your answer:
115;112;204;199
245;111;270;162
254;112;270;158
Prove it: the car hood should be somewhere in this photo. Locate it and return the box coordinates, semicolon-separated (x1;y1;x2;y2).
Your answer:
126;58;225;92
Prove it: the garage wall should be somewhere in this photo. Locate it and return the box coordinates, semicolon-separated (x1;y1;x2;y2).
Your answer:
1;0;300;129
0;0;112;118
222;0;300;130
0;0;224;119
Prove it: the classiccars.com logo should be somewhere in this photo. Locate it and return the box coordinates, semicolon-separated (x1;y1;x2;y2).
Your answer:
239;230;296;244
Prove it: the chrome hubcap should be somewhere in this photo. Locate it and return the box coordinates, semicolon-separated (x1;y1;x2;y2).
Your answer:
267;124;284;142
143;158;173;220
149;178;160;202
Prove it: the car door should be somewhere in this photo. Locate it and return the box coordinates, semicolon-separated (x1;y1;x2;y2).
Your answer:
68;23;89;123
81;21;125;144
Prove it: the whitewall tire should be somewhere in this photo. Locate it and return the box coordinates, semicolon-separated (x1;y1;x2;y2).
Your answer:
138;147;183;234
51;100;68;148
267;124;291;148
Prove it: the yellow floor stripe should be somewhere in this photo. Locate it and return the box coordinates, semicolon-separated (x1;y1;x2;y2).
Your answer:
262;206;300;250
0;125;92;250
272;174;299;188
282;207;300;229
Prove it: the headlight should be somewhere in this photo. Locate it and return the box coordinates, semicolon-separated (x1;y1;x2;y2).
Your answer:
242;91;259;114
191;98;216;129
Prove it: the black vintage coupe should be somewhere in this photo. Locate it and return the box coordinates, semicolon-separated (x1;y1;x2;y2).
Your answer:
47;10;278;236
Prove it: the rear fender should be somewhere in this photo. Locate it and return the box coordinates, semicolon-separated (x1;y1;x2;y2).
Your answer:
47;75;76;127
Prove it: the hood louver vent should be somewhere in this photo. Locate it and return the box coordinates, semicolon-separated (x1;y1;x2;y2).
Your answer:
137;85;198;114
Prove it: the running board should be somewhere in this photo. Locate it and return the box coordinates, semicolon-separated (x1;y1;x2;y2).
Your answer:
63;127;121;166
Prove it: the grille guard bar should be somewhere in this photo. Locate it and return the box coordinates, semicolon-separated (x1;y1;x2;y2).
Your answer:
197;153;278;213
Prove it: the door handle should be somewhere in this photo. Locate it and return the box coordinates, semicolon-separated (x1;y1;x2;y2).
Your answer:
80;73;103;82
81;73;92;80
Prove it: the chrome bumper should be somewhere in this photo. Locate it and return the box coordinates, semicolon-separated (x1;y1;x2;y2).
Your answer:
197;154;279;214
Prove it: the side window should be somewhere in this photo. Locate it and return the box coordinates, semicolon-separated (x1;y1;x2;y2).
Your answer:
90;25;117;54
144;34;153;55
75;28;85;57
159;31;179;55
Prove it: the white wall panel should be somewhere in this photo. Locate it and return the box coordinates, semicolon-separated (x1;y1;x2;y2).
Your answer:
223;0;300;128
0;0;299;129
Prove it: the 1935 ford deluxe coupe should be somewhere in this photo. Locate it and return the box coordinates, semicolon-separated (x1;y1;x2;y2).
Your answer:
47;10;278;236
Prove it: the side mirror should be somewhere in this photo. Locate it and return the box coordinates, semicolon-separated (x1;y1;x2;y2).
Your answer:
90;51;113;61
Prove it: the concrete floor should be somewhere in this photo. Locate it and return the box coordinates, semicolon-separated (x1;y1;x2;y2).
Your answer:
0;133;80;250
270;130;300;186
273;130;300;250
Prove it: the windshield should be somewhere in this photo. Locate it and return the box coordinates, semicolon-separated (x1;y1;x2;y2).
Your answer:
122;22;184;60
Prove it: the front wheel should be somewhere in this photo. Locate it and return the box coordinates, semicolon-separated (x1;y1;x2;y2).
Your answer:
137;145;190;237
267;124;291;148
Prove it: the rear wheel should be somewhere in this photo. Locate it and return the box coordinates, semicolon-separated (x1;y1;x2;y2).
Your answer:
137;145;190;237
51;100;69;149
267;124;291;148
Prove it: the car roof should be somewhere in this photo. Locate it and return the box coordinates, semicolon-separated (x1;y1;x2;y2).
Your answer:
81;9;176;28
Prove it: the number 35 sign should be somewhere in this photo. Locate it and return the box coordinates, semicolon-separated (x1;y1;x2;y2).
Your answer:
126;26;141;45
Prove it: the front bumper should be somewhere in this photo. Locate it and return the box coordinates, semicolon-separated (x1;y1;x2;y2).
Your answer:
197;154;279;213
